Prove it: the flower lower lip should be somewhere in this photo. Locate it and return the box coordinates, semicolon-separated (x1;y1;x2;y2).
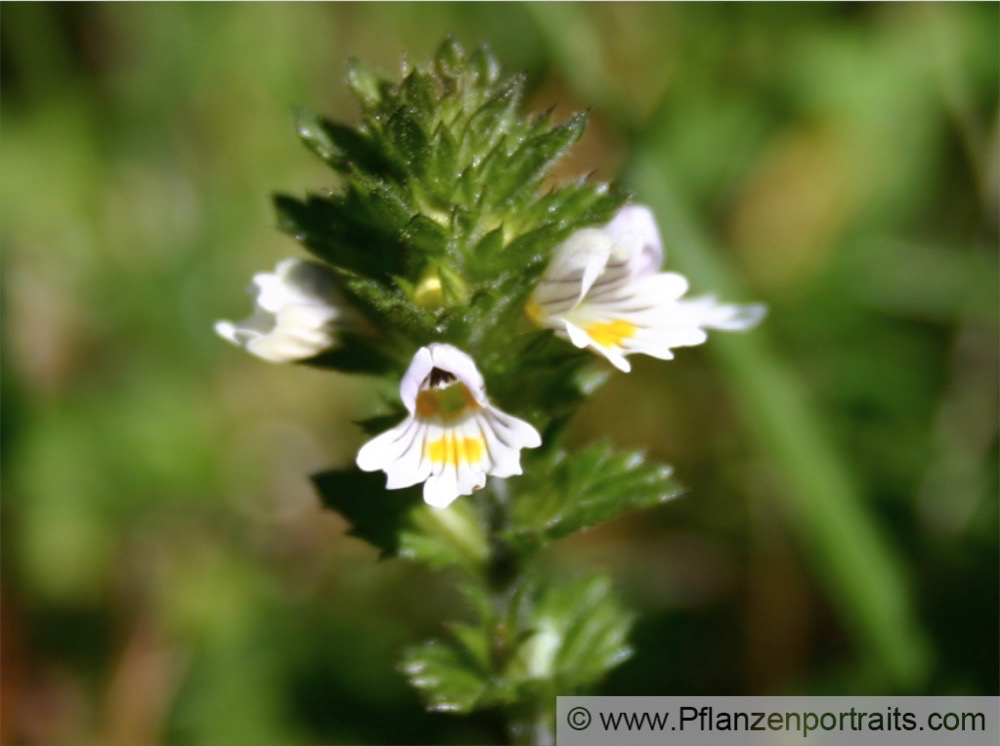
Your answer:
356;343;541;508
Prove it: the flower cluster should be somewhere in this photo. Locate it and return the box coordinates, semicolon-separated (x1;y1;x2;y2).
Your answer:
216;205;763;507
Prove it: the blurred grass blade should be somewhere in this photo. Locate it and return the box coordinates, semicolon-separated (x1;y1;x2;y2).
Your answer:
522;2;625;126
627;151;932;689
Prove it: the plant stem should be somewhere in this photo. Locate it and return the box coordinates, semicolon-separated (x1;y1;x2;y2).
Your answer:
477;480;556;746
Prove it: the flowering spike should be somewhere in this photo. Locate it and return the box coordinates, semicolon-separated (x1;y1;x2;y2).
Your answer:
219;43;725;735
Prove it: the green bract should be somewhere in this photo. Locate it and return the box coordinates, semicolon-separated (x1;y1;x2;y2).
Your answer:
277;40;626;427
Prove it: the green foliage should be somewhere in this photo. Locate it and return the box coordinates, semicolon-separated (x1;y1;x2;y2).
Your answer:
314;439;679;575
276;39;627;389
303;331;396;374
313;468;489;572
401;639;492;713
509;574;634;692
402;573;633;715
399;501;489;573
312;468;419;557
506;441;683;552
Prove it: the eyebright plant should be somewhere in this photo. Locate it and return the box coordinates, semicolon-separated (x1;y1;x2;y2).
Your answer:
216;40;763;745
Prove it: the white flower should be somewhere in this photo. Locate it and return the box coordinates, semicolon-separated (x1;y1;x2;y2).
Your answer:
215;258;346;363
356;343;542;508
528;204;766;372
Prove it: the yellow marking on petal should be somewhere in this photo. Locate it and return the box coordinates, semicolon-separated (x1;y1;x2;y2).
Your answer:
416;382;480;420
463;436;484;465
427;435;485;466
585;319;638;348
525;298;545;326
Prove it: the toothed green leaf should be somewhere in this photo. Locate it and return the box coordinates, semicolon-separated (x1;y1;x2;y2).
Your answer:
311;468;418;557
401;641;490;714
506;441;683;551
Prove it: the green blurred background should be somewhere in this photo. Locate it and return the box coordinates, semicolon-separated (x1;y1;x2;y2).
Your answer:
2;3;997;744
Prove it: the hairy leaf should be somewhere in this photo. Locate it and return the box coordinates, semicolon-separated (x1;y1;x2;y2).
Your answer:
509;573;634;690
311;467;418;557
399;500;489;573
400;640;490;714
301;331;395;375
506;441;683;550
